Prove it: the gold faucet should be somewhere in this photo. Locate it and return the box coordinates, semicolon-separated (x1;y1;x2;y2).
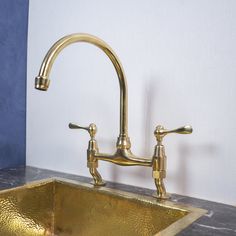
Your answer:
35;33;192;199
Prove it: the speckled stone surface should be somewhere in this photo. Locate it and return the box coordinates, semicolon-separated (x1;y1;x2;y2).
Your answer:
0;166;236;235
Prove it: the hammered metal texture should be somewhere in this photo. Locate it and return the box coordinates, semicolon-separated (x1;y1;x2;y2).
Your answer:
0;182;53;235
0;180;191;236
54;182;187;236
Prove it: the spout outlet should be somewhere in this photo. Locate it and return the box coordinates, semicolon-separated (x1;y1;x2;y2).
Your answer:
35;76;50;91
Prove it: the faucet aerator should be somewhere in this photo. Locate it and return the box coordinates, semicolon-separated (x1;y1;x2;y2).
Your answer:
35;76;50;91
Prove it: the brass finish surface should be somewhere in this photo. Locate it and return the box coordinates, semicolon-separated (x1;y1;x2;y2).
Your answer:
152;125;193;199
0;181;54;236
35;33;193;199
69;123;97;139
0;179;206;236
35;33;129;146
154;125;193;143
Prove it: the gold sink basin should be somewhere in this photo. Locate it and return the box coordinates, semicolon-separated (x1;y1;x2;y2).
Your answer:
0;178;206;236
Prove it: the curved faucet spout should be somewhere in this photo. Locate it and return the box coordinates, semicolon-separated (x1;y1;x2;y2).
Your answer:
35;33;129;147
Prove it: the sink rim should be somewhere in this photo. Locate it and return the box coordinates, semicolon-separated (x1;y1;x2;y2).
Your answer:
0;177;207;236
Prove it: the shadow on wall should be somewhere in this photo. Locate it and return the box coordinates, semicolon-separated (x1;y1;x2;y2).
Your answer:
109;77;218;194
175;143;218;194
0;0;29;169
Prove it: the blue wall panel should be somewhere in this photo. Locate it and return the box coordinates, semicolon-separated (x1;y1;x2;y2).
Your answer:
0;0;29;169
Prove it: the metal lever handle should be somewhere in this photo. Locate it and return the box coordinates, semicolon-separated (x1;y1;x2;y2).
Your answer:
69;123;97;139
154;125;192;143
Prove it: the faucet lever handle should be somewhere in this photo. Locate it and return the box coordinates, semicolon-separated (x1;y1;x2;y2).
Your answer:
69;123;97;139
154;125;192;143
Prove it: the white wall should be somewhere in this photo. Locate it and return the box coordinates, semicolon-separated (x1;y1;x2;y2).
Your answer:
27;0;236;205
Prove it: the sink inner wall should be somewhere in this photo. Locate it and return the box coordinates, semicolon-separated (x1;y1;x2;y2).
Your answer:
0;180;189;236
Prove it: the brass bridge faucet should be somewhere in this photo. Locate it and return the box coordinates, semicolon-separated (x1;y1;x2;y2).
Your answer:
35;33;192;199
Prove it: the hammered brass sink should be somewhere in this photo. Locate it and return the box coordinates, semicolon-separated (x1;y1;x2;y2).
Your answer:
0;178;205;236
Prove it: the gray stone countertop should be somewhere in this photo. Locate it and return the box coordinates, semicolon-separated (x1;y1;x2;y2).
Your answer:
0;166;236;235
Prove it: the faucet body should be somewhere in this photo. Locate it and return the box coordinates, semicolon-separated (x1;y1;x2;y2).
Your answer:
35;33;192;199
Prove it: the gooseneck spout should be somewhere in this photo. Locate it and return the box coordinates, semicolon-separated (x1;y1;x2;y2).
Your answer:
35;33;129;148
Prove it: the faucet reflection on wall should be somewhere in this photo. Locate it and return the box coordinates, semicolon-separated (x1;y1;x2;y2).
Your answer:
35;33;192;199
